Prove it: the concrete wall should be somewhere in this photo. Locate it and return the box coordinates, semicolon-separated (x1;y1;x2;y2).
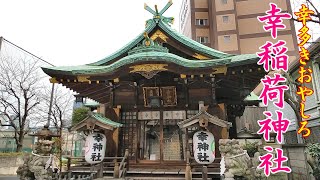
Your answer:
195;12;208;19
0;131;33;152
283;145;314;180
194;0;208;8
217;34;238;52
216;14;236;32
236;0;288;16
215;0;234;12
239;34;296;53
0;156;23;175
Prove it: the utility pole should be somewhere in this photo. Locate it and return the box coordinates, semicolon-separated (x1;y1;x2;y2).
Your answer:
0;37;3;52
46;83;55;127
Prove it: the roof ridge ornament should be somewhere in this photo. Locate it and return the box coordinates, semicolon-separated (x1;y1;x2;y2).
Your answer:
128;32;169;55
145;0;174;26
143;32;153;46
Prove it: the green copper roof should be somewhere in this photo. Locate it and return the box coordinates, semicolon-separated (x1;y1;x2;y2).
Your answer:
244;92;260;101
42;1;258;76
43;52;257;75
87;19;232;66
91;113;123;128
84;101;100;107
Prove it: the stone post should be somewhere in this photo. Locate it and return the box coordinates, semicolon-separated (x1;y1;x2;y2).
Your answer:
113;161;119;178
185;163;192;180
185;149;192;180
202;165;208;180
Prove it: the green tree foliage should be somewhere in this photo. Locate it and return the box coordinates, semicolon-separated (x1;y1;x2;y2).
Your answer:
71;107;89;125
306;143;320;179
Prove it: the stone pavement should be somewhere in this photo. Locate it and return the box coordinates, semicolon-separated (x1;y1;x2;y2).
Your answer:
0;175;19;180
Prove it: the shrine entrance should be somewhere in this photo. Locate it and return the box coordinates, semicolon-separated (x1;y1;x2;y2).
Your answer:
137;118;186;163
118;110;187;164
137;111;187;163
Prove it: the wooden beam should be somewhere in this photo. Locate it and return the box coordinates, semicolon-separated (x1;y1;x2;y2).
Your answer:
89;92;110;101
91;95;110;104
72;84;101;94
79;87;110;97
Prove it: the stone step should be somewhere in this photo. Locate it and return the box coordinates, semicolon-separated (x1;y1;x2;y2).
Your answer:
98;177;215;180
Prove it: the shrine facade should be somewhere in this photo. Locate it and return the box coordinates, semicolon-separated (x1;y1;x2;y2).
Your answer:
42;1;266;167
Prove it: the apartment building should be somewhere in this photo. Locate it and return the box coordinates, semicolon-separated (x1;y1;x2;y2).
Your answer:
180;0;298;61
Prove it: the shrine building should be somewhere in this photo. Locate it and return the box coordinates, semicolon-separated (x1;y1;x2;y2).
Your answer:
42;1;266;175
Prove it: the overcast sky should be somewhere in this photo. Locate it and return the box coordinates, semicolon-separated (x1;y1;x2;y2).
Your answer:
1;0;319;67
0;0;183;66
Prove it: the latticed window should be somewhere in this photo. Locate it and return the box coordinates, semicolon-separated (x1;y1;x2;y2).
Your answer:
119;111;137;160
186;110;199;157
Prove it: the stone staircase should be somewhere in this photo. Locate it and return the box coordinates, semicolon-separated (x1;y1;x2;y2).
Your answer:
98;163;221;180
64;154;222;180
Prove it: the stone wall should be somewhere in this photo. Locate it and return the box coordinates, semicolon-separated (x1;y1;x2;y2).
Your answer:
0;156;23;175
283;144;314;180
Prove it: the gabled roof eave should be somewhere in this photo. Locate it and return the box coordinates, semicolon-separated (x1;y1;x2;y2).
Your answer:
177;110;232;129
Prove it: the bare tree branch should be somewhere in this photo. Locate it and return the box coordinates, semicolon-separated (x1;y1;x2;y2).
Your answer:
0;44;44;152
291;17;320;24
306;0;320;18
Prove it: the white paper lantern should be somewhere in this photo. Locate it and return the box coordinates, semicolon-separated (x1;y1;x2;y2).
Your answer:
193;131;215;164
84;132;106;164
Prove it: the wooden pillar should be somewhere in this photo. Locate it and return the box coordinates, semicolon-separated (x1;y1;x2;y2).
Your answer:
160;109;164;163
178;128;184;160
185;128;189;156
228;116;237;139
184;80;189;107
112;128;119;156
110;86;115;108
211;77;217;105
226;104;245;139
113;107;121;156
135;109;139;163
134;82;139;107
221;127;229;139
